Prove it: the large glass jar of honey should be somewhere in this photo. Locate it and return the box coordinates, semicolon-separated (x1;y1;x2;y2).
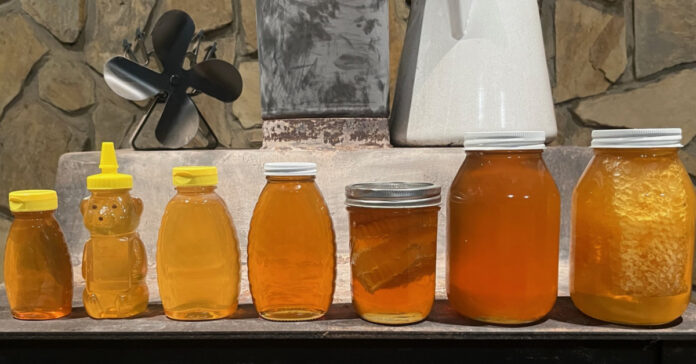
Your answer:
248;162;336;321
448;131;560;324
571;129;695;325
346;182;440;325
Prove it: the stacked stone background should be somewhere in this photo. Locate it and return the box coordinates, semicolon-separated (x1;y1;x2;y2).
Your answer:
0;0;695;241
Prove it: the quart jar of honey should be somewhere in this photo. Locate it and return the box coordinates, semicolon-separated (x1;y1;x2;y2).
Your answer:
448;131;560;324
571;128;695;325
248;162;336;321
346;182;440;325
4;190;73;320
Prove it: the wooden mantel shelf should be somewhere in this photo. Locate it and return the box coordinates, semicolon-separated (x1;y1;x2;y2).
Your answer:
0;288;694;341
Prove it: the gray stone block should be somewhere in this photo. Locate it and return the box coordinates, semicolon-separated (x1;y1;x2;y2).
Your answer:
50;146;593;304
256;0;389;119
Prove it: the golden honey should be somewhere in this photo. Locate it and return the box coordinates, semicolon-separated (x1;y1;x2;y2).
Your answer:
571;143;695;325
4;190;73;320
248;163;335;321
81;190;148;318
448;132;560;324
347;187;440;325
81;142;148;318
157;167;240;320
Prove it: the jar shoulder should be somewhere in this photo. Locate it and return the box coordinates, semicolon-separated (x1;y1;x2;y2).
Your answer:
7;216;67;244
160;193;236;231
575;154;695;199
450;159;558;198
252;182;331;217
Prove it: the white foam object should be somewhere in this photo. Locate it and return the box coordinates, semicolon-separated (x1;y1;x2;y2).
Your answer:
391;0;557;146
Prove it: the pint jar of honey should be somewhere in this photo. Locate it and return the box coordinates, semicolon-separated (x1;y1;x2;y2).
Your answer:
346;182;441;325
448;131;560;324
248;162;336;321
571;129;695;325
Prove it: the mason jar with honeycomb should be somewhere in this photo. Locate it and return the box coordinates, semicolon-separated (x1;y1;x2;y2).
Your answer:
346;182;440;325
448;131;560;324
571;128;695;325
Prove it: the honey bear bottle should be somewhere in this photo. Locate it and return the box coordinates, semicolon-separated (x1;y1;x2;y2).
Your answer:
81;142;148;318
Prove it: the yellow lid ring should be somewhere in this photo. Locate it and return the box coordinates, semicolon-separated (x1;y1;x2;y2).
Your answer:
172;166;218;187
8;190;58;212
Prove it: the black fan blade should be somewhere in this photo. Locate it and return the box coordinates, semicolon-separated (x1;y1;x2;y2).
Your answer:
103;56;167;101
152;10;195;73
188;59;243;102
154;91;200;148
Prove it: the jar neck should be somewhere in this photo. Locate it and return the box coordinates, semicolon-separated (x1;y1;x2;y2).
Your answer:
175;185;217;194
593;147;679;158
88;189;131;197
465;149;544;160
12;210;54;219
266;175;316;182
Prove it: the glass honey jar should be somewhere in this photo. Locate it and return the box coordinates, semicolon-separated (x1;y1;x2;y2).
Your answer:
248;162;336;321
346;182;440;325
448;131;560;324
571;129;695;325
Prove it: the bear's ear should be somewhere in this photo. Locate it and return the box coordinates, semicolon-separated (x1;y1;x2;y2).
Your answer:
132;197;144;217
80;197;89;217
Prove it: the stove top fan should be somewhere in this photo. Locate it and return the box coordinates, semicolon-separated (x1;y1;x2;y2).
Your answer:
103;10;243;150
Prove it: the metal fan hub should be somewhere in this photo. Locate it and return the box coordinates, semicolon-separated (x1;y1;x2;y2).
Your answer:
169;74;182;86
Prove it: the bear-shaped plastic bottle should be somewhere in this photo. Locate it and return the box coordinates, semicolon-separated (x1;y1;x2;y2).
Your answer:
81;142;148;318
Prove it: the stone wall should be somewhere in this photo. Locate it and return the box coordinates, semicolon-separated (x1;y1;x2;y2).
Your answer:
543;0;696;174
0;0;695;239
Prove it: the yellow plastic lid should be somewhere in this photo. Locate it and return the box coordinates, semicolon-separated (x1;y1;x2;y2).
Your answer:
9;190;58;212
86;142;133;190
172;166;218;187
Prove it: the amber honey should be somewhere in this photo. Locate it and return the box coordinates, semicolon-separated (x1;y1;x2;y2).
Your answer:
157;167;240;321
248;163;335;321
571;145;695;325
4;190;73;320
348;204;439;325
81;190;148;319
448;132;560;324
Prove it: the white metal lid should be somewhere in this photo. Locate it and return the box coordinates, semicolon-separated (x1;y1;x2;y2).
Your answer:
345;182;441;208
591;128;683;149
464;131;546;151
264;162;317;176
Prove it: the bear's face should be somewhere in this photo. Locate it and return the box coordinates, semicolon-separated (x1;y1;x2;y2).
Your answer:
81;193;143;235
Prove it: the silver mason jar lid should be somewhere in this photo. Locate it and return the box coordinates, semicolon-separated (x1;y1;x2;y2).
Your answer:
345;182;441;208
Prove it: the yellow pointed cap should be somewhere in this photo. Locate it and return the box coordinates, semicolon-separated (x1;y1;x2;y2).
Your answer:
172;166;218;187
9;190;58;212
86;142;133;190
